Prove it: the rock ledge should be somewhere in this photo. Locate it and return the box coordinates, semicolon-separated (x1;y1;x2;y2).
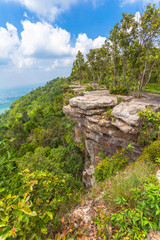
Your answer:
63;91;160;187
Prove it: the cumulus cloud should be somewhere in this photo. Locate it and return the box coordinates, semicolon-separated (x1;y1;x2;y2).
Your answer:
0;23;19;64
0;20;106;71
4;0;103;22
19;20;72;58
75;33;106;54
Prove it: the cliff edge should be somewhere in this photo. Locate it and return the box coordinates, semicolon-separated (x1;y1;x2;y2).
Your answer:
63;90;160;187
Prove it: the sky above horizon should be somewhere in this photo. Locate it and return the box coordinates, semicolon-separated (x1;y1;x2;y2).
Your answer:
0;0;159;88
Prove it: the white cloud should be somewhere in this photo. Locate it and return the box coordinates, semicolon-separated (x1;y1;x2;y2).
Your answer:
4;0;103;22
0;23;19;64
120;0;159;6
0;20;106;73
19;20;72;58
75;33;106;54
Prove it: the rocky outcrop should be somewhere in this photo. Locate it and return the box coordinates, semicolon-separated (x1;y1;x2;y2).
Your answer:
63;90;160;188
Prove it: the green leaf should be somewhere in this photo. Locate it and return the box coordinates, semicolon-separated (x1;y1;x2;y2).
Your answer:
47;211;53;220
41;228;47;234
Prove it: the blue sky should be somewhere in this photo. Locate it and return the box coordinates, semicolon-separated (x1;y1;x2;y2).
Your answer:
0;0;158;88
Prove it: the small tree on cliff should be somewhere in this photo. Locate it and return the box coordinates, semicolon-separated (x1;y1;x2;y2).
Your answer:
71;51;86;84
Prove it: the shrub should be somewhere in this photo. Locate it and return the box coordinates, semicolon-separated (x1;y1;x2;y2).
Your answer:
109;84;128;95
95;176;160;240
85;86;94;91
138;140;160;163
105;108;113;120
94;148;129;182
138;107;160;146
103;161;155;207
0;142;83;239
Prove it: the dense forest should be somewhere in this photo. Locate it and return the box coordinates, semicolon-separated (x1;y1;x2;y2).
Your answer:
0;3;160;240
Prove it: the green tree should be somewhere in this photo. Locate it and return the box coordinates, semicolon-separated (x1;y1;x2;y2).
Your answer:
71;50;87;84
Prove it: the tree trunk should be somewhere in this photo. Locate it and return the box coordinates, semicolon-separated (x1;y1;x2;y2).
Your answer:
117;69;119;84
113;60;116;87
128;68;133;90
143;62;155;92
137;63;147;98
98;72;102;86
123;57;126;87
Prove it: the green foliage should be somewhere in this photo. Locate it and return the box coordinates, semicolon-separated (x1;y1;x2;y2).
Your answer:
0;144;83;239
84;86;94;91
94;148;129;182
138;107;160;146
0;78;85;238
105;108;113;120
103;161;155;207
71;51;87;84
145;83;160;94
94;176;160;239
109;83;129;95
70;4;160;96
138;140;160;164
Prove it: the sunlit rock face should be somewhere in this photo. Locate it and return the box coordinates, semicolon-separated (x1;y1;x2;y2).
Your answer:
63;91;160;188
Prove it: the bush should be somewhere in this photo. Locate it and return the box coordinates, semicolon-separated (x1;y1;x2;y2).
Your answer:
109;84;128;95
85;86;94;91
95;176;160;239
103;161;155;207
138;140;160;164
94;149;129;182
138;107;160;146
0;141;83;239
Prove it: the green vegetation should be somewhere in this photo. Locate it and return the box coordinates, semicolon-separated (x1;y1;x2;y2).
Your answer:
94;148;129;182
103;161;155;207
0;3;159;239
95;175;160;240
71;4;160;97
145;83;160;94
93;124;160;239
0;78;84;239
138;140;160;164
138;107;160;146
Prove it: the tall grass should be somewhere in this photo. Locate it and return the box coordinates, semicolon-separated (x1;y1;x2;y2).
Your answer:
103;161;155;207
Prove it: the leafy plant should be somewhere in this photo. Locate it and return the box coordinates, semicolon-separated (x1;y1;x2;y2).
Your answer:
138;107;160;146
105;108;113;120
103;161;155;207
85;86;94;91
0;149;82;239
95;176;160;239
138;140;160;164
109;83;129;95
94;148;129;182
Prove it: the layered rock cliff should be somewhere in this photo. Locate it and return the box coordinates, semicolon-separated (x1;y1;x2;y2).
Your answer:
63;90;160;187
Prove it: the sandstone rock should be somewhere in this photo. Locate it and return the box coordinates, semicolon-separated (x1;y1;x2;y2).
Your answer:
63;91;160;187
112;99;160;127
69;85;82;88
69;95;118;110
112;119;139;134
86;115;101;124
84;90;109;96
63;105;105;117
69;84;85;92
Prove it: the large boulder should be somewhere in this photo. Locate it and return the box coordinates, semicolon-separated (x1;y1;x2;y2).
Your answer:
112;99;160;127
69;95;118;110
